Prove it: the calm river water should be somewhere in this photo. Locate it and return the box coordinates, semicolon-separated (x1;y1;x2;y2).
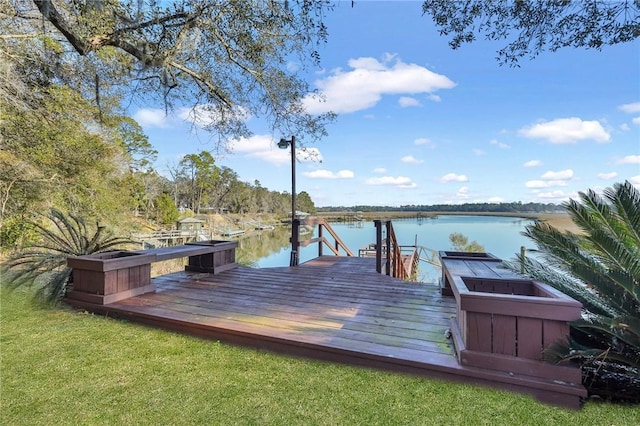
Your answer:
241;215;536;283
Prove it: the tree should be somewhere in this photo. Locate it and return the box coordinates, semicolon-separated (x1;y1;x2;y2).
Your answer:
5;0;335;145
152;192;179;226
0;82;132;221
506;181;639;401
422;1;640;65
178;151;219;214
111;116;158;173
1;208;132;304
449;232;484;252
296;191;316;214
209;166;240;210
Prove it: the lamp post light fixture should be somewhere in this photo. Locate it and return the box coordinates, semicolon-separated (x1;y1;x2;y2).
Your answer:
278;135;298;266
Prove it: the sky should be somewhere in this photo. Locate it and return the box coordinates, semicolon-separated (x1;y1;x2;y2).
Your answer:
132;1;640;208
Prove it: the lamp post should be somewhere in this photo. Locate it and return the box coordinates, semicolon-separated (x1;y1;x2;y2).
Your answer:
278;135;298;266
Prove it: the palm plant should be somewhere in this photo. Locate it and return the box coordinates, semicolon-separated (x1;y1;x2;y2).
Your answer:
1;208;133;304
506;181;639;401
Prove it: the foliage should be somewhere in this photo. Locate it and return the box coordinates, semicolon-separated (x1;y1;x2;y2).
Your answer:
505;181;639;401
319;202;564;213
422;0;640;65
0;80;136;220
0;215;38;251
110;116;158;173
3;288;638;424
449;232;484;252
152;193;179;226
6;0;335;145
1;208;133;304
296;191;317;214
178;151;220;214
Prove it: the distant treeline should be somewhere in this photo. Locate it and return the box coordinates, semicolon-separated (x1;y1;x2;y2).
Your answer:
317;202;565;214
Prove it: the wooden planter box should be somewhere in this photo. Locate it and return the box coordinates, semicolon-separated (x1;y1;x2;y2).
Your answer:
449;275;582;381
66;251;155;305
439;251;501;296
185;240;238;273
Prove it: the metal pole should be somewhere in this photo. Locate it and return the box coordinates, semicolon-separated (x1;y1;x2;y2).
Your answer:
289;136;298;266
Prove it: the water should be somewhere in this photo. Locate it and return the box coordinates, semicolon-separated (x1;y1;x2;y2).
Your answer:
252;215;536;282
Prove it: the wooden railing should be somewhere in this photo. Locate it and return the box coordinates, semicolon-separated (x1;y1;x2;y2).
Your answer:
291;218;355;265
373;219;415;280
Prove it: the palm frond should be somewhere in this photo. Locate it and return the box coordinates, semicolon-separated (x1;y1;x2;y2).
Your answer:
1;208;133;304
605;181;640;246
506;181;640;389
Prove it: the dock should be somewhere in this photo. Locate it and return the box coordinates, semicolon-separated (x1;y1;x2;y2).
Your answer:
66;255;585;408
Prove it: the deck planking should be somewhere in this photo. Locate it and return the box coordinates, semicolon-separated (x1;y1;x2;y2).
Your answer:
69;256;585;408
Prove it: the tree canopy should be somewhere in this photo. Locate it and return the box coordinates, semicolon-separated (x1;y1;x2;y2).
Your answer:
0;1;329;244
422;0;640;65
3;0;335;144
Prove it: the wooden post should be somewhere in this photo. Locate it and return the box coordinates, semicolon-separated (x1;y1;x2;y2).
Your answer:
374;220;382;273
290;218;300;266
318;223;324;257
385;221;391;276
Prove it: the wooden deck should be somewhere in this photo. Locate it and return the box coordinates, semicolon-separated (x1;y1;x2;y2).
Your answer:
67;256;585;408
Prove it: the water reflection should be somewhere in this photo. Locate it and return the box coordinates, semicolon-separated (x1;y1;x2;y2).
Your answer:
237;216;535;283
235;226;295;267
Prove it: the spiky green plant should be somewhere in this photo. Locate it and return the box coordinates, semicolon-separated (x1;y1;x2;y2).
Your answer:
1;209;133;304
505;181;639;400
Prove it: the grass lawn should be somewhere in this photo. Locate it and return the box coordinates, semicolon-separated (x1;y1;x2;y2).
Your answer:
1;289;638;425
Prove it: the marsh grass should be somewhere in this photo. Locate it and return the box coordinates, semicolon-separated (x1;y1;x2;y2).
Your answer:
1;289;638;425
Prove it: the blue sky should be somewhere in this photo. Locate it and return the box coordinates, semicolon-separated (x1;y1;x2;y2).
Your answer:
133;1;640;207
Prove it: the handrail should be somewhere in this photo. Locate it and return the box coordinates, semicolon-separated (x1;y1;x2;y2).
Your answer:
291;217;355;264
373;219;414;280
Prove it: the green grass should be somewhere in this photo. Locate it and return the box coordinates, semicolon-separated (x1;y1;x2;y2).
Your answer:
1;289;638;425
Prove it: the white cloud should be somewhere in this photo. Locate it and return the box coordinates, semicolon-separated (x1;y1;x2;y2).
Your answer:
535;190;574;201
399;96;421;108
286;61;300;73
296;148;324;162
518;117;610;143
490;139;510;149
620;123;630;131
473;149;485;156
133;108;170;128
523;160;542;167
618;155;640;164
633;117;640;126
630;176;640;186
488;196;505;203
229;135;322;166
525;180;569;188
456;186;469;199
401;155;423;164
597;172;618;180
178;104;250;128
303;169;354;179
618;102;640;113
541;169;574;180
365;176;417;188
427;94;442;102
373;167;387;173
302;55;456;114
414;137;434;146
526;169;573;189
439;173;469;183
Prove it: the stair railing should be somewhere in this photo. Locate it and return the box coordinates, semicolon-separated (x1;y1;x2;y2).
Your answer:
373;219;414;280
292;218;355;263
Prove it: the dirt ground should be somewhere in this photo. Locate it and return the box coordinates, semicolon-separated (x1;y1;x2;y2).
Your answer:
534;212;582;233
